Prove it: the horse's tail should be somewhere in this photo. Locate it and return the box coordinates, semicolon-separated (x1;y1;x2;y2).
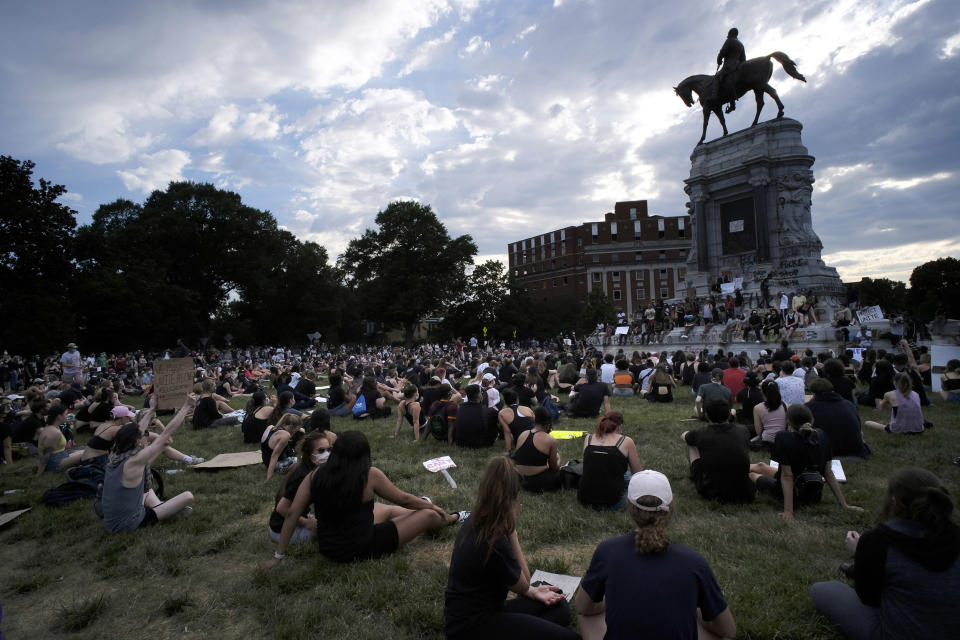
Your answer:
768;52;806;82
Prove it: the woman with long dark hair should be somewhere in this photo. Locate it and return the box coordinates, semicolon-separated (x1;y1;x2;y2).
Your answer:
264;430;466;567
444;457;578;640
811;467;960;638
751;380;786;445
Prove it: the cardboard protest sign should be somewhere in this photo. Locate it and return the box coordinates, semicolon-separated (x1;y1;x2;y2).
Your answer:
153;358;196;410
856;305;884;323
614;326;629;335
423;456;458;488
0;508;30;528
191;451;262;469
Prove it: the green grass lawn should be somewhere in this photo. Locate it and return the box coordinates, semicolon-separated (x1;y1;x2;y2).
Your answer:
1;386;958;639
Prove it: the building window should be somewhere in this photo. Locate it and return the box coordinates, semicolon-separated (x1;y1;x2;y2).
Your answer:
611;253;619;262
593;255;600;263
635;251;642;262
578;238;583;247
578;274;585;283
591;223;598;243
612;271;621;281
678;217;685;238
660;268;667;277
561;240;566;254
553;278;558;287
610;221;617;241
563;276;568;285
629;207;637;219
658;218;665;240
552;259;556;269
659;250;666;260
660;287;669;298
592;272;601;283
613;290;622;300
634;221;642;240
635;288;645;300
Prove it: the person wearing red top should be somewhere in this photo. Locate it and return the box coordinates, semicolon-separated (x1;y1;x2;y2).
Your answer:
722;357;746;401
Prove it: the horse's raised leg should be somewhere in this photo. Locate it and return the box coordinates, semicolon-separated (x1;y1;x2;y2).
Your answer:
752;89;764;126
763;84;785;118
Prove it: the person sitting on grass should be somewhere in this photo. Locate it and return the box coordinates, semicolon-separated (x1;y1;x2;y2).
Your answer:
735;371;764;430
444;456;578;640
325;372;355;418
241;391;275;444
264;430;467;567
612;359;635;397
810;467;960;640
566;368;611;418
863;372;926;435
497;388;535;453
694;368;732;421
774;360;806;406
353;375;390;419
192;379;240;429
751;380;787;450
394;383;427;441
267;431;331;545
805;378;870;459
512;407;562;493
262;413;305;480
749;405;863;521
646;363;677;403
450;384;499;448
941;359;960;403
682;398;755;505
578;411;643;510
576;470;737;640
79;404;203;469
101;395;196;533
35;403;84;474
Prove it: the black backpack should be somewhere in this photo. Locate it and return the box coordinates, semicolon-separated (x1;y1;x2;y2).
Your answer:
424;401;450;441
794;467;825;504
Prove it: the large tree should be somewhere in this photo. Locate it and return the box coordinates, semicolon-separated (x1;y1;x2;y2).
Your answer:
909;257;960;319
0;156;77;353
338;201;476;346
443;260;510;338
854;277;907;314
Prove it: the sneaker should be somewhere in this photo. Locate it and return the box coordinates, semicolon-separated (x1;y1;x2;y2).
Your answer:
419;496;433;504
453;510;471;524
180;506;194;517
185;456;205;465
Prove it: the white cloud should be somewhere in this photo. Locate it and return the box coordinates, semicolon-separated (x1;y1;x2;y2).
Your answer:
58;192;83;203
116;149;191;193
514;24;537;42
56;110;155;164
460;35;491;58
816;163;872;193
824;239;960;283
872;171;952;190
941;32;960;59
399;28;457;76
193;103;282;145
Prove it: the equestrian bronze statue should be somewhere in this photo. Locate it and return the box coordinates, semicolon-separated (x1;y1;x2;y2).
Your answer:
674;35;807;145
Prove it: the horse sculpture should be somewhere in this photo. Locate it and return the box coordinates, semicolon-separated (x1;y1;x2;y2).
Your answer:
674;52;806;145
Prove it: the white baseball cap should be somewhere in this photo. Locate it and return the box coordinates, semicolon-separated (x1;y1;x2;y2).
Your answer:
627;470;673;512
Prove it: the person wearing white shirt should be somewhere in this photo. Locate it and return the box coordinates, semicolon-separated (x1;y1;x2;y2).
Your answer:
775;361;806;405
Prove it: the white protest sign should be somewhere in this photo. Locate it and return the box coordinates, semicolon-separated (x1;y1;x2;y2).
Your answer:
733;277;743;290
614;326;629;335
720;282;735;295
423;456;458;488
856;305;884;323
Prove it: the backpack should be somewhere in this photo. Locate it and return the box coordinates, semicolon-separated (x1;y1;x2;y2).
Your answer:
794;468;825;504
42;480;99;507
424;401;450;441
351;394;368;418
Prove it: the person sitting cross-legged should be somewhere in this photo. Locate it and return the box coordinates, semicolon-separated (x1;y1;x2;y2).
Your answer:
682;398;755;505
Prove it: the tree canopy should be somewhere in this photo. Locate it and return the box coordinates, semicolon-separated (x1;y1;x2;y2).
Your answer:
909;257;960;319
337;200;477;346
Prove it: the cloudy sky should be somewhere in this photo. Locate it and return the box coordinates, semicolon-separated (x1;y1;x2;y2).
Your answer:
2;0;958;282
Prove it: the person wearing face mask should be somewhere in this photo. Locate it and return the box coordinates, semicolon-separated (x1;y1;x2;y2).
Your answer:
267;432;333;544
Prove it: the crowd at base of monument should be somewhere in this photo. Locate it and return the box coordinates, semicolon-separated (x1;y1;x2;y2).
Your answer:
2;334;958;639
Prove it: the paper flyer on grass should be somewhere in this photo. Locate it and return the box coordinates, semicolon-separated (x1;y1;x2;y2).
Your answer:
530;570;581;602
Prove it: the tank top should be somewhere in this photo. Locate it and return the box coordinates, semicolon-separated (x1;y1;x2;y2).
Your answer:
512;430;549;467
102;458;146;533
261;426;294;465
578;435;628;507
401;400;427;427
889;390;924;433
760;405;787;443
314;494;376;563
508;404;534;441
87;431;113;451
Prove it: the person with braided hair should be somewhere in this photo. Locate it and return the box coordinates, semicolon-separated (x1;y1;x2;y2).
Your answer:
810;467;960;639
749;405;862;521
576;470;737;640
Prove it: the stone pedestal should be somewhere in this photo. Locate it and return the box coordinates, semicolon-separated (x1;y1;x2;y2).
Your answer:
683;118;843;320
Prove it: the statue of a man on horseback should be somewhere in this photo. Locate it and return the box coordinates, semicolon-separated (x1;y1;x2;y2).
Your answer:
674;28;807;145
714;27;746;114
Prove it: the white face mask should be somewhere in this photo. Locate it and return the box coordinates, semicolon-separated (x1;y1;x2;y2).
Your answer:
311;451;330;464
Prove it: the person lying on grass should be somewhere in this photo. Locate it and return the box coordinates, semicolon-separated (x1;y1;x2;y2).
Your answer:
576;470;737;640
267;431;332;544
444;456;578;640
749;405;863;521
263;430;468;567
101;395;196;533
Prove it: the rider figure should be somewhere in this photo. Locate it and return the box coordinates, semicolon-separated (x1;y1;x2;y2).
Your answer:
716;27;746;113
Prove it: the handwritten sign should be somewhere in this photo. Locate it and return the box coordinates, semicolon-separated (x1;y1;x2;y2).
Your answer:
423;456;456;473
153;358;196;410
614;326;629;335
856;305;884;323
721;282;735;295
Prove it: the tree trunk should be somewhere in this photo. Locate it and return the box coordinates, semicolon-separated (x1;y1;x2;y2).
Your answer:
405;322;415;348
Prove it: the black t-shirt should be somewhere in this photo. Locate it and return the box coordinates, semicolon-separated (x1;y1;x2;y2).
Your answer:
510;384;535;408
192;396;221;429
444;519;521;637
269;465;312;532
771;428;832;479
806;392;867;458
825;374;856;403
12;413;42;443
453;402;496;448
570;382;610;417
295;379;316;397
684;424;754;503
736;387;764;425
327;385;345;410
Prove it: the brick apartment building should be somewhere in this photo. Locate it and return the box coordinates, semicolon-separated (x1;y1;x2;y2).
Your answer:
507;200;692;320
